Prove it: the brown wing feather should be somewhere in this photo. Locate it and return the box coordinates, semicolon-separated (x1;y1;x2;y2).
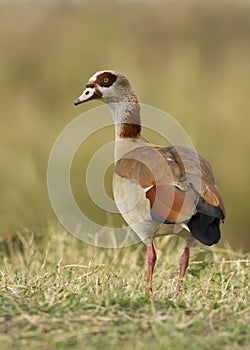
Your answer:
159;146;226;217
146;184;197;223
115;145;225;222
115;145;185;188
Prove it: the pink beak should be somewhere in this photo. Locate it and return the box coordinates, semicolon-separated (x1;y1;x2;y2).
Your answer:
74;86;99;105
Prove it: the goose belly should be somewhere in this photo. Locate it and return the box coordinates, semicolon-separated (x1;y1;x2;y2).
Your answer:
113;173;191;243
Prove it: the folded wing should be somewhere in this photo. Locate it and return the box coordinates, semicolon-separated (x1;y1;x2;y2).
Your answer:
115;145;225;245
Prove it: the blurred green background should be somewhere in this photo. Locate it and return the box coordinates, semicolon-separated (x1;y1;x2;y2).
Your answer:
0;0;249;251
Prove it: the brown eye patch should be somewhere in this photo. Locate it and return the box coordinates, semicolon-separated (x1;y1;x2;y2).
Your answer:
96;72;117;87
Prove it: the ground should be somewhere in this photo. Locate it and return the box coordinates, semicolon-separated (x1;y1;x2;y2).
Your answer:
0;228;249;350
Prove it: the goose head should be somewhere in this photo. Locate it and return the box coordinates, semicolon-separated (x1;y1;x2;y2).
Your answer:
74;70;138;105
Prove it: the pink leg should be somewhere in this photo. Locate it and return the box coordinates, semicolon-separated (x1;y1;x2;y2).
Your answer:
176;246;190;297
145;243;157;294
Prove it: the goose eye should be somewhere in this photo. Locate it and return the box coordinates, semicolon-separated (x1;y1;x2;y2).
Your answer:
103;77;109;83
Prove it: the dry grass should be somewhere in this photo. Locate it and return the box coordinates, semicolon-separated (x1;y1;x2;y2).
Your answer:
1;3;250;346
0;229;249;349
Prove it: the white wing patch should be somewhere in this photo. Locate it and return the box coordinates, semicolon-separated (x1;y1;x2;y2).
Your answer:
180;223;190;232
144;185;154;192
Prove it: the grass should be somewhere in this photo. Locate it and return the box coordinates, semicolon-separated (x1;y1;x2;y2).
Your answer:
0;229;249;350
0;2;250;348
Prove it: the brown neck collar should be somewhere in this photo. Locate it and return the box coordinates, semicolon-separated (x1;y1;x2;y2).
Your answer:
115;102;141;139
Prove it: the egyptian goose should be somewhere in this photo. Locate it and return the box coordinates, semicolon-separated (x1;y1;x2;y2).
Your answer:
74;70;225;296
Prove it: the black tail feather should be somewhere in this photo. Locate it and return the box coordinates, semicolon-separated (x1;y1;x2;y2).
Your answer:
187;212;221;246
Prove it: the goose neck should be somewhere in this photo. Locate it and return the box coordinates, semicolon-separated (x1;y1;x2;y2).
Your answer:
108;101;141;139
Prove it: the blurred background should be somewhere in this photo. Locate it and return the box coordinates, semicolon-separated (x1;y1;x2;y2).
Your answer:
0;0;249;251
